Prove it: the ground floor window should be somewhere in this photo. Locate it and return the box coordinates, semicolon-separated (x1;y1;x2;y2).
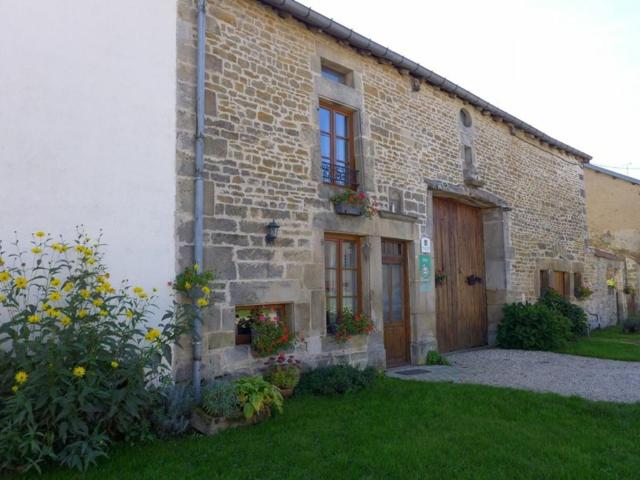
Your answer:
324;234;361;333
540;269;570;298
234;304;287;345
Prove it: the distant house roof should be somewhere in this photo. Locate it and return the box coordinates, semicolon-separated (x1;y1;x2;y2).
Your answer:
259;0;592;162
585;164;640;186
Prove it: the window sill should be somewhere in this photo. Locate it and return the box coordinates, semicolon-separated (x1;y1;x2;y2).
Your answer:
378;210;419;223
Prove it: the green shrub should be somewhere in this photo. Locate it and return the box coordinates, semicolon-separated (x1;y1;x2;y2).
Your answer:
296;365;378;396
200;380;239;419
497;302;572;351
0;230;196;473
149;383;195;439
539;289;588;337
426;350;450;366
235;376;283;421
622;315;640;334
263;353;301;389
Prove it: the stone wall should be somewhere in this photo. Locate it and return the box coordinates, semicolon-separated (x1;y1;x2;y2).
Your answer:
174;0;588;379
581;250;626;328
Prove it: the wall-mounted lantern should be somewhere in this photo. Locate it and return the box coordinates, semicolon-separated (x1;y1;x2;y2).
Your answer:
265;220;280;245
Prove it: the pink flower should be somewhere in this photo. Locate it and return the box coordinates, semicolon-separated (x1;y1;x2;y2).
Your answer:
358;192;366;200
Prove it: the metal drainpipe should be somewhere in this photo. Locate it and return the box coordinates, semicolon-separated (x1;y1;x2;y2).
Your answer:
193;0;206;402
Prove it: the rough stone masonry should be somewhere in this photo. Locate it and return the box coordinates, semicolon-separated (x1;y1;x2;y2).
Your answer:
173;0;590;379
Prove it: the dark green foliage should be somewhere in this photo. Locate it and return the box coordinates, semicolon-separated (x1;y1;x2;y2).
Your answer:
199;381;239;419
0;231;198;474
149;383;195;439
497;302;572;350
539;289;588;337
426;350;450;366
295;365;378;396
622;314;640;334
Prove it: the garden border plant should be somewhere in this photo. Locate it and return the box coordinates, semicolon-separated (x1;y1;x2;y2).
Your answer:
0;229;213;473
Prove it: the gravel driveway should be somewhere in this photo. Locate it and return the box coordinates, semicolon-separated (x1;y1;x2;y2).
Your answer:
388;348;640;403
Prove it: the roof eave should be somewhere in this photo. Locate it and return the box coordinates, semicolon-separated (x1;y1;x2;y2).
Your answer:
259;0;592;162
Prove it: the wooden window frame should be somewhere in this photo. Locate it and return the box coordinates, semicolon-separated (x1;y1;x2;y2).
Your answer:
324;233;362;333
319;100;357;189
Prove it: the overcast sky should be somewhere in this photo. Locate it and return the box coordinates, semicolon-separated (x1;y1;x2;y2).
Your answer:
301;0;640;178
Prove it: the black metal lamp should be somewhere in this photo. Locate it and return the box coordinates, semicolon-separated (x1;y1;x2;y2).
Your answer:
265;220;280;245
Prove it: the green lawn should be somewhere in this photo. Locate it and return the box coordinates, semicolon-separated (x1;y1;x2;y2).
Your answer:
556;326;640;362
27;378;640;480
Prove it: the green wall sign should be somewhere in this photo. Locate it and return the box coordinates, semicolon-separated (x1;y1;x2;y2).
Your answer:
419;254;433;293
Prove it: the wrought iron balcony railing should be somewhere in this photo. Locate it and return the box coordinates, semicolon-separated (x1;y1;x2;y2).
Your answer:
322;161;359;190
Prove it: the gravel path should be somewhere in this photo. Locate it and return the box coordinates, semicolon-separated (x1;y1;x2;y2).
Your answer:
388;349;640;403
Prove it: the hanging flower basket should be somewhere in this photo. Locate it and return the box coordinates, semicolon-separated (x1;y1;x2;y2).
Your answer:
330;191;378;218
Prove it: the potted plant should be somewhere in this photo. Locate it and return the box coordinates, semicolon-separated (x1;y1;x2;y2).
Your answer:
607;278;617;289
235;376;284;422
191;376;284;435
334;308;375;343
574;284;593;300
250;307;294;357
264;353;301;398
623;285;636;295
330;191;378;218
435;270;446;286
191;380;243;436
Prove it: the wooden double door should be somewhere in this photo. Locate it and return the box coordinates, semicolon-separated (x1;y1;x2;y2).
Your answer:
434;197;487;353
382;240;410;367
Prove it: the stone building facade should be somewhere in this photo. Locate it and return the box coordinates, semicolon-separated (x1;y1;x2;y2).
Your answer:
174;0;591;379
580;165;640;326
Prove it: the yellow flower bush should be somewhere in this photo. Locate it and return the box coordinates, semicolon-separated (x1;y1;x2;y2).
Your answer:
145;328;161;342
0;229;199;473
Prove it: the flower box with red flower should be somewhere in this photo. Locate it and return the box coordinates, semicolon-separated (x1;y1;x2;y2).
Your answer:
247;306;294;357
330;190;379;218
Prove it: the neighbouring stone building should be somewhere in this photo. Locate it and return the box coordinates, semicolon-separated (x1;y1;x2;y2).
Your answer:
580;165;640;327
173;0;592;379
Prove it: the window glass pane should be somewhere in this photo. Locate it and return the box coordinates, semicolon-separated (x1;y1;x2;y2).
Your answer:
322;160;331;183
319;107;330;132
325;269;337;297
335;113;348;137
321;67;345;84
326;298;338;329
343;270;356;297
342;241;356;269
335;138;347;163
320;133;331;159
391;264;403;321
324;240;337;268
342;296;357;314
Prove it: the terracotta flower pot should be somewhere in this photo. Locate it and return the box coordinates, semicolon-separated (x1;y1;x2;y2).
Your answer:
279;387;294;399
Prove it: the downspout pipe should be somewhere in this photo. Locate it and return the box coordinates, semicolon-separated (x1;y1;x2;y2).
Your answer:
193;0;206;402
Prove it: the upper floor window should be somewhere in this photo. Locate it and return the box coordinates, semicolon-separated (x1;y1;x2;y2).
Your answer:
319;100;357;189
321;65;347;84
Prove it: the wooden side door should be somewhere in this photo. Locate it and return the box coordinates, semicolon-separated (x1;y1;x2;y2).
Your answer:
382;240;410;366
434;197;487;353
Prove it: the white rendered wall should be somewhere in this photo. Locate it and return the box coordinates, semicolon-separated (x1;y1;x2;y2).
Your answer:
0;1;178;316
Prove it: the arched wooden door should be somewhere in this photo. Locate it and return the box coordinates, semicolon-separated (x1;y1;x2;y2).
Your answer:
433;197;487;352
